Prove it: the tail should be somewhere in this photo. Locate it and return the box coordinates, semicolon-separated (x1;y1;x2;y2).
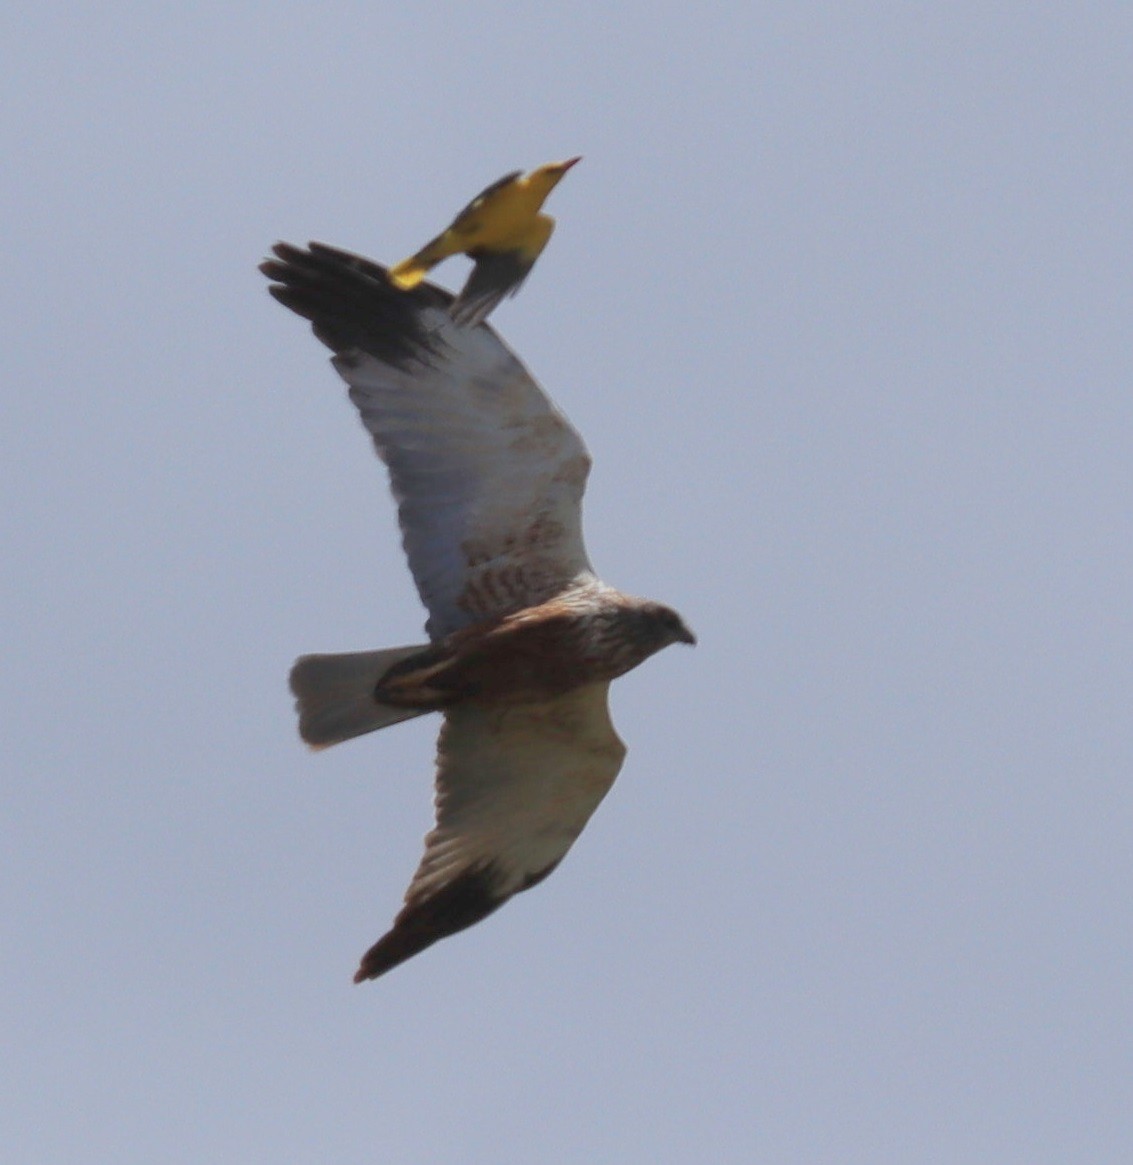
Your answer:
387;232;454;290
289;646;432;749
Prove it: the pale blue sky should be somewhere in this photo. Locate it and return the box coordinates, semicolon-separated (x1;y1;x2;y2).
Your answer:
3;4;1132;1162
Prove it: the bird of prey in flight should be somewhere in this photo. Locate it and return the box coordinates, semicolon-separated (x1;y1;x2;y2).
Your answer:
387;157;580;328
261;241;694;982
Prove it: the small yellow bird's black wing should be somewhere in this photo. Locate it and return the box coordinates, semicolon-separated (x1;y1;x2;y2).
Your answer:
448;170;524;234
450;249;535;328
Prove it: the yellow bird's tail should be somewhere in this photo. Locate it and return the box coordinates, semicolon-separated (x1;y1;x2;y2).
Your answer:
387;254;430;290
388;233;454;290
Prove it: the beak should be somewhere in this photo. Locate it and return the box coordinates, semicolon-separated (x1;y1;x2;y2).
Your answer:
678;625;697;646
555;155;582;173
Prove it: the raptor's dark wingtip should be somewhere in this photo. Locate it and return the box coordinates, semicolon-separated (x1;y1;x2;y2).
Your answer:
351;864;509;983
259;240;452;365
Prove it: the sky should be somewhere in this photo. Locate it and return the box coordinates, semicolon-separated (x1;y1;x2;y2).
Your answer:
3;3;1132;1162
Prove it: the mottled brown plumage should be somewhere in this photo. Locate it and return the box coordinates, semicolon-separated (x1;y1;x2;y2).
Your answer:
375;586;691;711
261;241;694;982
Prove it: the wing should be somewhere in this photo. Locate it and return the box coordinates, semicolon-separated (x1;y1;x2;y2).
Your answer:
353;682;626;981
451;249;536;328
261;242;594;639
448;169;523;234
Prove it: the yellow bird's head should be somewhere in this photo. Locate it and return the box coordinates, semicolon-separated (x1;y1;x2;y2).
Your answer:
526;156;582;200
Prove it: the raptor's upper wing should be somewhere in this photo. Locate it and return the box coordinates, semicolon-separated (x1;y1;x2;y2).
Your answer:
261;242;594;639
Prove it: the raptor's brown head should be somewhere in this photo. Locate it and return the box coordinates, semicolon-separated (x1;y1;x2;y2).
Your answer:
635;602;697;652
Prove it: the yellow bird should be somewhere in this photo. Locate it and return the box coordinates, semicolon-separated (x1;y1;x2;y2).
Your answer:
388;157;581;327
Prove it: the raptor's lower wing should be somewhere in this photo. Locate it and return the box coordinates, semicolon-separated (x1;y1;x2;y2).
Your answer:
353;683;625;981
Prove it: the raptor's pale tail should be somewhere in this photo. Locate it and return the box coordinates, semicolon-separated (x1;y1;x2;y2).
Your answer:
289;646;431;749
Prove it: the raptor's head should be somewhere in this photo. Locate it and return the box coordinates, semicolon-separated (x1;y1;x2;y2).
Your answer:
637;602;697;651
